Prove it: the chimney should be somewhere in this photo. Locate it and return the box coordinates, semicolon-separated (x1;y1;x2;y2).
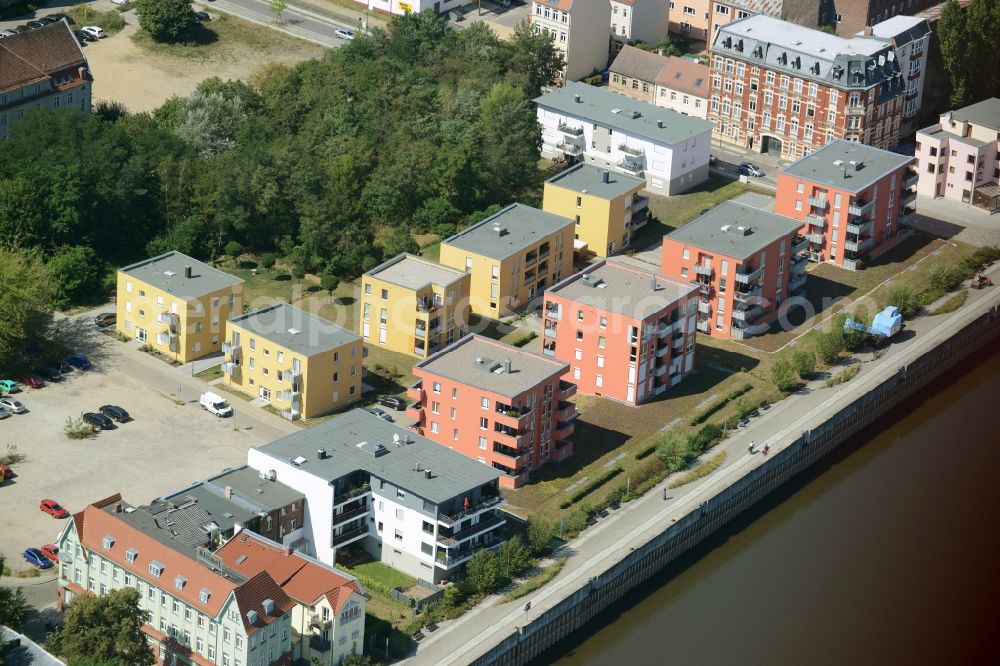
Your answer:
504;357;512;373
115;502;122;513
184;265;192;278
657;119;664;128
317;448;327;460
650;276;658;291
224;486;232;499
602;170;610;183
424;469;432;479
864;25;873;36
574;94;582;103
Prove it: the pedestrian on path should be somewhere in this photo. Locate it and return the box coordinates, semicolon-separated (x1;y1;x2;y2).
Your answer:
663;487;668;500
747;440;755;454
763;444;770;456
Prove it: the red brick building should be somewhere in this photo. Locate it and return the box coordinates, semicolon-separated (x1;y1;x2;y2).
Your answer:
708;15;908;159
775;139;917;269
407;335;576;488
542;257;699;406
660;198;806;339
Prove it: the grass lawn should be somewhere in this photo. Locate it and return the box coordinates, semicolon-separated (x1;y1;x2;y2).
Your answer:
635;176;771;249
362;346;418;398
414;233;442;261
221;266;309;308
195;365;224;382
348;561;418;590
131;14;324;63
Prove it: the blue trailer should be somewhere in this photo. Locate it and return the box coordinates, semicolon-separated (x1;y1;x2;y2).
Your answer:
844;306;904;343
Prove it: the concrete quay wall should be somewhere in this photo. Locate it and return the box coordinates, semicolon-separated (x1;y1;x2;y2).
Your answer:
473;304;1000;666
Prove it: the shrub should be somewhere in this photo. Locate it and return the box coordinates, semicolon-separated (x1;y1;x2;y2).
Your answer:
824;364;861;387
689;381;753;425
510;331;537;348
136;0;196;41
290;265;306;280
815;330;846;365
634;442;658;459
687;423;722;454
929;289;968;315
562;467;624;507
885;285;920;319
669;451;726;488
225;241;244;264
67;5;125;33
259;253;277;271
526;518;555;555
656;432;689;471
65;416;96;439
791;349;816;379
770;358;798;392
0;444;25;466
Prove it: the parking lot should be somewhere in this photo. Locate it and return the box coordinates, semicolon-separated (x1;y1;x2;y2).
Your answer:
0;311;296;582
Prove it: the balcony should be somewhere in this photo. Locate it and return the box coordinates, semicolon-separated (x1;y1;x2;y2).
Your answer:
789;273;807;292
696;281;712;298
407;380;424;402
792;236;810;255
618;143;644;156
438;495;504;527
330;525;368;548
844;239;861;253
902;171;919;190
655;362;668;377
848;198;874;217
631;194;649;211
806;213;826;228
735;265;765;284
494;405;532;429
414;326;427;339
416;298;440;314
309;636;332;653
733;287;760;305
435;539;503;569
331;503;370;529
557;141;583;156
543;323;558;339
900;189;917;207
492;443;530;469
807;233;825;245
656;342;670;357
437;513;507;548
413;345;426;357
732;306;760;322
696;318;710;333
557;401;576;423
694;263;713;277
544;303;561;321
160;311;180;333
791;255;808;274
493;428;529;451
672;332;685;349
558;381;577;400
617;159;644;176
847;220;872;236
698;301;711;314
558;122;584;137
898;207;916;226
807;196;828;209
333;484;371;507
845;105;865;116
628;208;649;230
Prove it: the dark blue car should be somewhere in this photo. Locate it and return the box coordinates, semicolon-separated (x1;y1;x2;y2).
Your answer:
65;354;91;370
23;547;53;569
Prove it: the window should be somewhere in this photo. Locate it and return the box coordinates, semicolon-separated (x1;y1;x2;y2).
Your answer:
479;436;487;450
394;529;403;541
481;397;489;409
598;336;606;349
149;561;164;578
479;416;488;429
380;288;388;300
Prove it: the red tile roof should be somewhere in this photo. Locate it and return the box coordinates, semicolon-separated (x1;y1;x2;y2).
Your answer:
0;21;89;94
231;571;295;634
216;532;362;611
655;56;710;97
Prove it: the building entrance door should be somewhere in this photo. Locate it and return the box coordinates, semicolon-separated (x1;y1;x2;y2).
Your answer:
136;327;146;342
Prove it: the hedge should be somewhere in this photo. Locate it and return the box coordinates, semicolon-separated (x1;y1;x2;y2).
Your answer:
560;467;624;508
689;382;753;426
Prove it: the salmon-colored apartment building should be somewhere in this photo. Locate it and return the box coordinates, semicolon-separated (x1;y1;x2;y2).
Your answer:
542;257;699;406
407;335;576;488
661;198;805;340
775;139;917;270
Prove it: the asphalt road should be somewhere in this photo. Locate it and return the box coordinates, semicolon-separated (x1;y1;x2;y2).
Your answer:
198;0;359;47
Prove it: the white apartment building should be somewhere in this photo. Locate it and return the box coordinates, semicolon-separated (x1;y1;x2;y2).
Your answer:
247;409;508;584
531;0;612;82
855;16;931;134
536;80;714;194
611;0;670;51
0;21;92;140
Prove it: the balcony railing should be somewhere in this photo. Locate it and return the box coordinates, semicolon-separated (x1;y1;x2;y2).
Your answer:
807;233;825;245
557;141;583;156
844;239;861;253
735;265;765;284
898;208;916;226
331;504;370;529
330;526;368;548
732;306;760;322
807;196;828;209
792;236;810;255
698;301;710;314
558;122;584;137
845;105;865;115
672;334;684;349
416;299;440;314
333;484;370;506
544;304;561;321
438;495;504;526
806;213;826;228
415;326;427;338
559;381;577;400
900;190;917;207
617;159;644;176
902;171;918;190
437;513;507;548
696;318;710;333
309;636;332;652
557;401;575;422
847;220;872;236
848;198;874;216
631;194;649;211
618;143;644;156
792;256;808;274
789;274;807;291
694;263;713;277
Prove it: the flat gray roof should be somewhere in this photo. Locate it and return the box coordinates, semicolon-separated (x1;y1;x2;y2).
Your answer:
534;81;713;146
415;334;567;398
666;201;802;259
159;466;304;536
251;409;501;504
230;302;359;356
120;251;242;300
0;627;62;666
365;253;467;290
779;139;913;192
861;15;930;44
952;97;1000;133
546;163;645;200
548;257;696;320
441;203;573;260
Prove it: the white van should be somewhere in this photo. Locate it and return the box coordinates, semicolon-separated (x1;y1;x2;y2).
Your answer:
200;392;233;417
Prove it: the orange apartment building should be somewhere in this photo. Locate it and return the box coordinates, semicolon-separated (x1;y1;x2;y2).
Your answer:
407;335;576;488
541;257;699;406
661;198;806;340
774;139;917;270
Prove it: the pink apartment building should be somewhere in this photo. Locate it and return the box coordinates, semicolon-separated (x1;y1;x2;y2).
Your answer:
775;139;918;270
542;257;699;406
407;335;576;489
914;98;1000;214
661;198;805;340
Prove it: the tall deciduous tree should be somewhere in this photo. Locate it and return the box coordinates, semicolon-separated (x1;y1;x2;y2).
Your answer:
966;0;1000;98
506;20;565;98
938;0;971;107
0;557;31;630
0;249;54;367
58;587;155;666
136;0;194;42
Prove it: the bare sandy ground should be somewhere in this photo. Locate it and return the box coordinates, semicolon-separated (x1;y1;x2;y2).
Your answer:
85;16;325;112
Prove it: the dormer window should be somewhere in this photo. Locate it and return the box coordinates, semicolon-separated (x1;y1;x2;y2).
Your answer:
247;610;258;625
199;588;211;604
125;548;138;563
149;561;164;578
174;575;187;590
262;599;275;615
102;536;115;550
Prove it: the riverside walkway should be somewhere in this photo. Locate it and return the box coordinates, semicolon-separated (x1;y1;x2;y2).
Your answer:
405;263;1000;665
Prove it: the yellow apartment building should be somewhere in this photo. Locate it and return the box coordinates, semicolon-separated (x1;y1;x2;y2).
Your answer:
360;254;471;358
438;203;574;318
116;252;244;363
224;302;362;420
543;163;649;258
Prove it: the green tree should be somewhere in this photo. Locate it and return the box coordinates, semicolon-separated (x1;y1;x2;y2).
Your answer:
496;536;532;582
465;549;502;594
842;308;868;351
269;0;287;23
938;0;971;107
0;557;31;630
966;0;1000;98
815;330;846;364
886;285;920;319
771;358;799;392
259;252;277;273
341;655;374;666
475;83;541;202
320;271;340;300
59;587;155;666
48;245;106;309
656;432;689;471
136;0;194;42
505;20;565;97
526;517;555;555
224;240;244;266
791;349;816;379
0;249;54;368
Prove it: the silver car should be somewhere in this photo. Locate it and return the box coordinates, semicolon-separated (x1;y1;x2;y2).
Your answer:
0;398;26;414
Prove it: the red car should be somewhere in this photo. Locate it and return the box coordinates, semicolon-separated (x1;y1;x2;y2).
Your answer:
39;544;60;562
17;374;44;389
40;499;69;518
0;464;13;481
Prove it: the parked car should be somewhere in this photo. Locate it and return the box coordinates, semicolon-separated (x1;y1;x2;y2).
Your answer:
94;312;116;327
36;15;59;24
366;407;393;422
200;392;232;417
0;407;10;420
83;412;114;430
23;547;53;569
25;20;46;28
66;354;91;370
40;499;69;518
110;0;130;4
194;10;210;21
0;29;18;37
0;397;26;414
99;404;130;423
0;379;20;393
34;367;62;382
39;544;60;562
75;30;95;43
13;26;32;33
377;395;406;411
0;464;13;480
335;28;355;40
739;162;765;177
15;375;43;389
80;26;105;39
43;13;73;23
